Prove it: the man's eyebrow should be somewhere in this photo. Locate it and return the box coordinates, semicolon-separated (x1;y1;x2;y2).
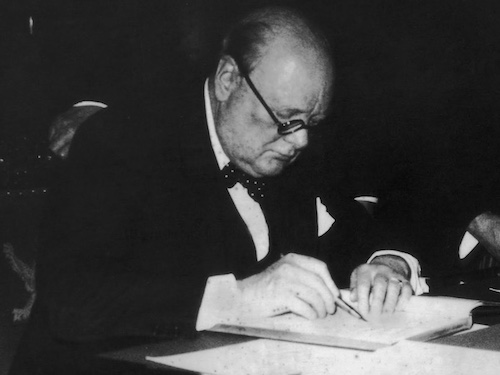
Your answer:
275;107;307;119
275;107;330;122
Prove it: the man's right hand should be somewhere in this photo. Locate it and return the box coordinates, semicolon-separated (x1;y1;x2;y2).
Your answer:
236;253;339;320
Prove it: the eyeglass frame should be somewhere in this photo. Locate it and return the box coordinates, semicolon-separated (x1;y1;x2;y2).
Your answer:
232;57;319;136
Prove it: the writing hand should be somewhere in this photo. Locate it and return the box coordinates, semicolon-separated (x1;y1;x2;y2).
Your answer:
236;253;339;320
349;262;413;318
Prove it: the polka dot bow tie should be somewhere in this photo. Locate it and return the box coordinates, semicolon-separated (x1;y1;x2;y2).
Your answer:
222;163;267;202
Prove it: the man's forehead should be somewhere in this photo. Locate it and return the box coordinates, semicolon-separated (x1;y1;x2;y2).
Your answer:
257;39;332;85
252;49;333;114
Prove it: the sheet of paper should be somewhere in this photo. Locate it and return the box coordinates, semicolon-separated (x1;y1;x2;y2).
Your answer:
146;338;500;375
212;296;481;347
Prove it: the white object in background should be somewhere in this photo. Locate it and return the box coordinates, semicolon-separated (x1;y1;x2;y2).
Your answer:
316;197;335;236
459;231;479;259
354;196;379;204
73;101;108;108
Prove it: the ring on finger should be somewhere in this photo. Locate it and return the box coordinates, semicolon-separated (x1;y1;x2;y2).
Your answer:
388;277;404;286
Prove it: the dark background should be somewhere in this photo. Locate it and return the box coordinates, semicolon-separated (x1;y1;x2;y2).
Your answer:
1;0;500;280
2;0;500;300
2;0;500;191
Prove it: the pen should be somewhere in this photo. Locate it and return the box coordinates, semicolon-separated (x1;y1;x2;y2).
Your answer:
335;295;366;321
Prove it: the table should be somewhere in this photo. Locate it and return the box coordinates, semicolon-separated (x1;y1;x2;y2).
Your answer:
98;273;500;374
431;268;500;325
100;326;500;374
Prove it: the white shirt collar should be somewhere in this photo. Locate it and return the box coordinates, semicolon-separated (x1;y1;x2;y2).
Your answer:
204;79;230;170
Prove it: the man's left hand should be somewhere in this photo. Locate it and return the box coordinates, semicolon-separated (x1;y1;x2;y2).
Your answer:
349;262;413;318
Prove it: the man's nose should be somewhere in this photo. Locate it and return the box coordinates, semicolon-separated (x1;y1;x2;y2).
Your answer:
283;128;309;149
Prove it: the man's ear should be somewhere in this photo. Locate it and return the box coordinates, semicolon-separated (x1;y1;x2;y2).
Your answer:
214;55;241;102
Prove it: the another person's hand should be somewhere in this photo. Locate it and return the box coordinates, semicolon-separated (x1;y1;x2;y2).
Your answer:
349;257;413;318
49;105;104;159
468;212;500;261
236;253;339;320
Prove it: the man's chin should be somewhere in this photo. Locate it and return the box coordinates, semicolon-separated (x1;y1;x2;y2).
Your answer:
254;160;290;177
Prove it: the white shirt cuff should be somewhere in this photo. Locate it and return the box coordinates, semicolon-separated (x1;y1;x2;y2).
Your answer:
196;274;240;331
354;196;379;204
367;250;429;295
73;101;108;108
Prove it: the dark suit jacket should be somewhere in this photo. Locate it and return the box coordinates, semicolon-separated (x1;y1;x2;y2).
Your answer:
10;81;378;374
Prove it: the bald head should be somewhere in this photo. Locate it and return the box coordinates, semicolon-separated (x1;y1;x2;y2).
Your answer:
220;6;334;79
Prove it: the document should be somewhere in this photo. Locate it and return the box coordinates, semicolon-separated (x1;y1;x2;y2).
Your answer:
207;294;483;351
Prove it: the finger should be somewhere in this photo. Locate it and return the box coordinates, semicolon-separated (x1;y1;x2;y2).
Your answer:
285;253;340;299
283;293;318;320
353;266;372;316
350;286;358;303
278;261;334;316
290;282;328;318
382;277;404;313
349;268;360;302
368;274;389;316
285;259;335;315
396;281;413;311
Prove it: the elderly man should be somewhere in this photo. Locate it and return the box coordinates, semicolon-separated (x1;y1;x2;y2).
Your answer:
10;6;423;374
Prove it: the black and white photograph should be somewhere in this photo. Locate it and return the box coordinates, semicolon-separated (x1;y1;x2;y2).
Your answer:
1;1;500;374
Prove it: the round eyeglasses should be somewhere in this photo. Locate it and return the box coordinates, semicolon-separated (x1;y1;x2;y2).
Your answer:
234;58;319;135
